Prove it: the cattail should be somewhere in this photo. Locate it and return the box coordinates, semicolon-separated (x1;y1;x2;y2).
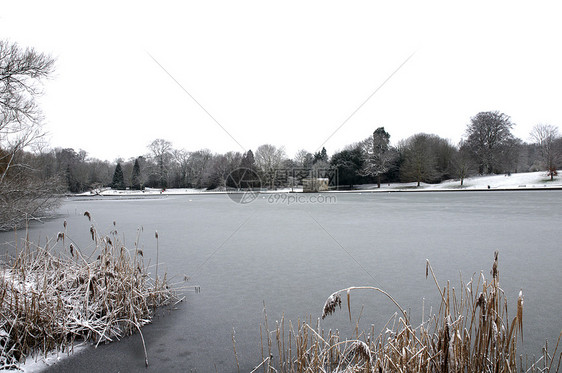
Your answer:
352;340;372;364
517;289;524;341
322;292;342;319
476;292;486;309
347;289;351;322
84;211;91;221
63;220;67;229
56;232;64;242
492;251;499;280
90;225;95;241
155;231;159;283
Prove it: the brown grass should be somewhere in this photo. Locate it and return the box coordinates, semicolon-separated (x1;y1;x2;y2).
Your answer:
0;215;184;369
252;252;562;372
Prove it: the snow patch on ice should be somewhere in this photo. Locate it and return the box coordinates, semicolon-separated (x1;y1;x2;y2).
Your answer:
20;343;88;373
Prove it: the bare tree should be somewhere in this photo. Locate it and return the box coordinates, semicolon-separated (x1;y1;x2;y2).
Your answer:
200;152;240;190
1;40;54;180
399;134;439;187
0;40;60;229
294;149;314;169
148;139;172;188
187;149;213;188
171;149;191;188
530;124;560;180
465;111;516;174
453;140;475;186
254;144;286;189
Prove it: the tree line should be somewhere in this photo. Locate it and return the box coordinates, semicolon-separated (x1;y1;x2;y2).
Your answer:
1;39;561;229
24;115;561;194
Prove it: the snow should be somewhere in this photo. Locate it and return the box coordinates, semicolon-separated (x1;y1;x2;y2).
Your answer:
77;187;206;196
76;171;561;197
354;171;562;192
76;186;305;197
19;343;88;373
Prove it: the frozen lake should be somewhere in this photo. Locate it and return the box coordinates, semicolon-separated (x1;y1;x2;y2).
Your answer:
1;191;561;372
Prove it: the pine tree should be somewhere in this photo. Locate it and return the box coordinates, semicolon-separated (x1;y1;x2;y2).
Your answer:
131;158;142;190
241;150;256;170
112;163;126;190
313;147;329;164
239;150;259;188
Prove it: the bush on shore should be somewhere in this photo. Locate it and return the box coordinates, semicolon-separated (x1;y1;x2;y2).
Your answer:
252;252;561;372
0;215;181;369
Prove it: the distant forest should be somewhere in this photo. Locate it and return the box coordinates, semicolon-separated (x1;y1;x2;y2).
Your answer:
18;113;562;193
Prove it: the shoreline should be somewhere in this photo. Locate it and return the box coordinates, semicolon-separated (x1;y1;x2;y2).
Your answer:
69;185;562;199
70;171;562;198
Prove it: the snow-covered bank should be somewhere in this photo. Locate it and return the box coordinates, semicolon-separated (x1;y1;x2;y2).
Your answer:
0;223;180;371
76;171;561;197
355;171;562;192
76;186;304;197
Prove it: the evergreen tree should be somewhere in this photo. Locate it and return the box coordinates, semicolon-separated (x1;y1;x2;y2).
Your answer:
240;150;256;171
313;147;329;164
131;158;142;190
330;146;363;189
237;150;259;188
112;163;126;190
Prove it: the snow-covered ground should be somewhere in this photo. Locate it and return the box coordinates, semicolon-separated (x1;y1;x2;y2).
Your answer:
77;186;304;197
355;171;562;192
77;171;561;197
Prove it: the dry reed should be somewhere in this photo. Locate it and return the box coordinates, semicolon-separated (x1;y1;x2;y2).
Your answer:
0;214;183;370
253;252;561;372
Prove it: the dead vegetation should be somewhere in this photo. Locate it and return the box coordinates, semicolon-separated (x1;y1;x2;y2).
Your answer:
252;252;562;372
0;213;184;369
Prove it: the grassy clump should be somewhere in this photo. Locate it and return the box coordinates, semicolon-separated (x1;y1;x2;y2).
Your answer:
254;252;561;372
0;215;181;369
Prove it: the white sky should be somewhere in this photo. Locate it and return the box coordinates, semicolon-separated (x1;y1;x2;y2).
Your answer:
2;1;561;161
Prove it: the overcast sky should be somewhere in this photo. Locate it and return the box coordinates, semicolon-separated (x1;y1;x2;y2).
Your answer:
2;1;561;161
